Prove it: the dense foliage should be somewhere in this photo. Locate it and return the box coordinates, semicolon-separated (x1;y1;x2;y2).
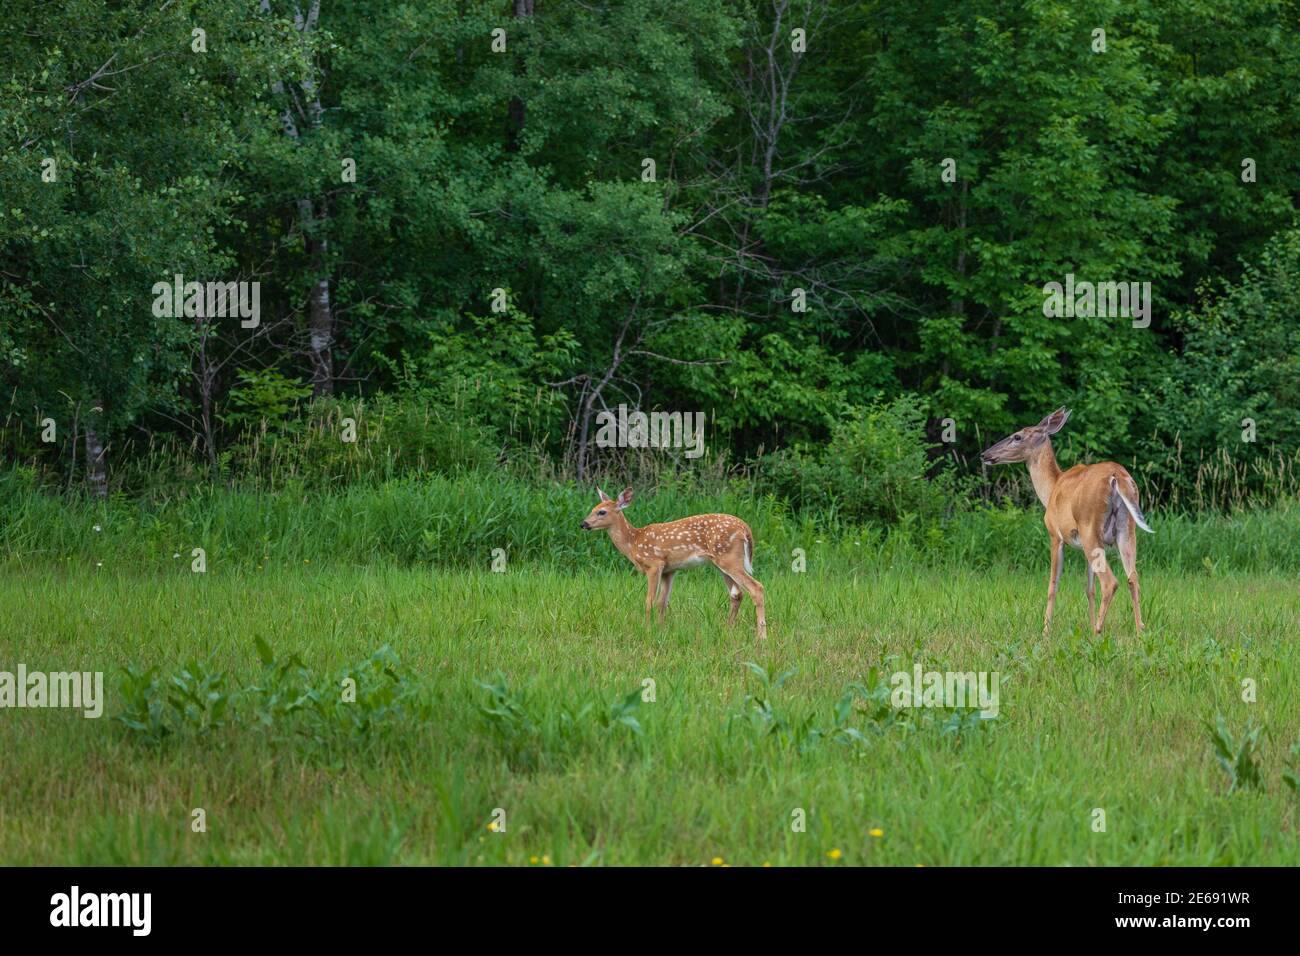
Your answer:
3;0;1298;516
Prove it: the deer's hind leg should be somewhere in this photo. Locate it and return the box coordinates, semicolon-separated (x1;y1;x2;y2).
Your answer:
718;569;743;625
1117;525;1143;633
1085;560;1096;632
1084;533;1120;635
656;570;677;623
717;553;766;640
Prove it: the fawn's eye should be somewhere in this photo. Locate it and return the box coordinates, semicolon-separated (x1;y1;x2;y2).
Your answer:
597;509;607;516
1012;435;1022;442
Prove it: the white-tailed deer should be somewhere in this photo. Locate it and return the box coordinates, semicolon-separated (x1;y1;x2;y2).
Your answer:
580;487;767;639
981;408;1153;635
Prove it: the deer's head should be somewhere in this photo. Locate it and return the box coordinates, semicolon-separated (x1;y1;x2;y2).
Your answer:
981;407;1070;466
580;487;633;530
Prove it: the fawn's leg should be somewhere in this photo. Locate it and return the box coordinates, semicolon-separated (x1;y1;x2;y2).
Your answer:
656;571;676;623
740;572;767;640
644;564;663;627
717;556;764;639
718;570;742;625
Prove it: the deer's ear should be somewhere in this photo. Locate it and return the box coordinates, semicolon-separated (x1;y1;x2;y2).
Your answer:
1039;407;1070;434
616;487;634;510
596;486;609;503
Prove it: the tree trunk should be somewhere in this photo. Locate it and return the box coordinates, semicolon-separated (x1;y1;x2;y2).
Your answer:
576;385;596;482
263;0;334;396
301;196;334;396
196;318;219;476
951;178;968;320
307;272;333;396
84;403;107;499
505;0;534;152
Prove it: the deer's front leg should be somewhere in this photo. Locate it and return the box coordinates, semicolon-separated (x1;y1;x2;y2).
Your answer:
1043;538;1064;634
644;564;663;627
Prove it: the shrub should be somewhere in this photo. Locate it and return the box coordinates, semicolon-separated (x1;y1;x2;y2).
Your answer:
759;394;964;524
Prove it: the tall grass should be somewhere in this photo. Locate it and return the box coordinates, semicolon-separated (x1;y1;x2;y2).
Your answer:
4;465;1300;573
1135;441;1300;514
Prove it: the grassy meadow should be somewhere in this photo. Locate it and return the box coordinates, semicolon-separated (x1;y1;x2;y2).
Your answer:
2;553;1297;865
8;0;1300;875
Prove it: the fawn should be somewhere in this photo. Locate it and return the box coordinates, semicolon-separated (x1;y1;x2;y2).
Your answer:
580;487;767;639
982;407;1153;635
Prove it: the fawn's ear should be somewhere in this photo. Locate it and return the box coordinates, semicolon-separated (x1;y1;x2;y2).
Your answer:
596;486;609;503
616;487;634;510
1039;407;1070;434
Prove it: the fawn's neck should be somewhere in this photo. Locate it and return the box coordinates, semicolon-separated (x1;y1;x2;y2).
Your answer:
605;511;643;562
1026;442;1062;509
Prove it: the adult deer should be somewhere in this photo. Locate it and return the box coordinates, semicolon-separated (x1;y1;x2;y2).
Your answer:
981;408;1153;635
580;487;767;640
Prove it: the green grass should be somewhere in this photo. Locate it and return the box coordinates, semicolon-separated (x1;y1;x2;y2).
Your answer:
5;467;1300;575
2;560;1297;865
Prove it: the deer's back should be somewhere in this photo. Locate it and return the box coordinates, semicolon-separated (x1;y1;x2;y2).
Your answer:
638;513;752;562
1047;462;1138;540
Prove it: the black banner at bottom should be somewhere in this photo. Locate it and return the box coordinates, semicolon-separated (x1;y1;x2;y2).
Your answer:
0;865;1277;941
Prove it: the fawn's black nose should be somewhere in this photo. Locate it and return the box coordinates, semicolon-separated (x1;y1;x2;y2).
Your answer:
580;521;590;530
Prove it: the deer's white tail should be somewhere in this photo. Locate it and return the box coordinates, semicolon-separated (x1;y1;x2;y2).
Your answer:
743;533;753;574
1110;476;1153;534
